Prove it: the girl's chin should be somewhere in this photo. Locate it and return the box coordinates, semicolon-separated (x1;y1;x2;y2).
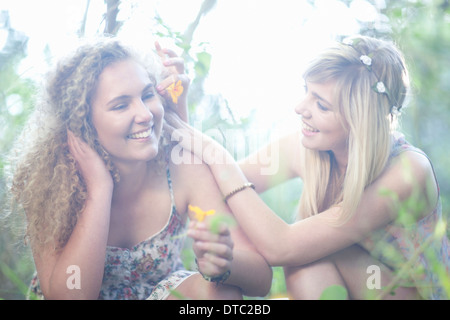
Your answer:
111;145;162;165
301;139;326;153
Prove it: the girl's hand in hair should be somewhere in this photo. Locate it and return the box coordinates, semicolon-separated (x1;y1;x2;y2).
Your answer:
67;130;113;195
155;42;190;122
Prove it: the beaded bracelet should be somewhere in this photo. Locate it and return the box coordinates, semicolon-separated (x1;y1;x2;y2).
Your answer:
223;182;255;203
195;258;231;286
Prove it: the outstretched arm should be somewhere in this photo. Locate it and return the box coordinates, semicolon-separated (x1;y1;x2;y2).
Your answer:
238;131;303;193
165;113;438;267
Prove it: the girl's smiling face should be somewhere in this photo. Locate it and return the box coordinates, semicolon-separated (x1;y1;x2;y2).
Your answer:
90;59;164;167
295;80;349;159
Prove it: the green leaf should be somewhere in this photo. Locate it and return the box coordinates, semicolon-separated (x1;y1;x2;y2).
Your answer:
0;262;39;300
169;289;189;300
209;214;236;234
194;51;212;77
319;284;348;300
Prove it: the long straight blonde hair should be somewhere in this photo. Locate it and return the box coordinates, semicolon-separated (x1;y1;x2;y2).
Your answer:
298;36;409;224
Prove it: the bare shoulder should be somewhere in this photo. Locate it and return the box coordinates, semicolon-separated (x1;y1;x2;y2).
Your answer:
389;150;437;187
168;148;224;212
169;148;214;182
378;149;439;216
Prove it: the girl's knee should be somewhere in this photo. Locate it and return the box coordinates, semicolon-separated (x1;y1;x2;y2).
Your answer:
284;260;346;300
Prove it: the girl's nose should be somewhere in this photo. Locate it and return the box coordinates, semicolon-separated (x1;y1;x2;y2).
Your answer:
134;100;153;124
295;98;311;118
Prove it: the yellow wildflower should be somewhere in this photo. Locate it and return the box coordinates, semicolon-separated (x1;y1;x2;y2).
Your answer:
167;80;183;104
188;205;215;222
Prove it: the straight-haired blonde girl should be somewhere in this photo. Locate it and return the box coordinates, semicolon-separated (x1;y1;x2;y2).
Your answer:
167;35;449;300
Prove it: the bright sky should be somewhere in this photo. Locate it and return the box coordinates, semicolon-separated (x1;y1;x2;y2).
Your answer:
1;0;381;142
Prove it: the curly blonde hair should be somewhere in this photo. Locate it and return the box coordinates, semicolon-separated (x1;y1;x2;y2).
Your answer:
6;38;166;252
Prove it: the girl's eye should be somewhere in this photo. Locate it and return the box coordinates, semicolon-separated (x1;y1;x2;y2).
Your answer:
142;91;155;101
317;101;329;111
113;104;128;110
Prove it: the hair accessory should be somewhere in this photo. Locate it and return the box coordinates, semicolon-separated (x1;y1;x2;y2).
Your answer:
391;105;400;116
342;37;355;46
360;55;372;70
373;81;388;95
343;37;400;116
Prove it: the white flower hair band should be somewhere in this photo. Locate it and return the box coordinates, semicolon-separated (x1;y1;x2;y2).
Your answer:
360;55;372;69
343;37;401;117
374;81;386;93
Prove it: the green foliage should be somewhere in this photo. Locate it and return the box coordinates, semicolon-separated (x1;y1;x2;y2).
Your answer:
0;20;36;172
268;267;288;299
384;0;450;211
0;12;37;300
0;262;38;300
169;288;189;300
376;159;449;300
1;0;449;300
209;214;237;235
319;285;348;300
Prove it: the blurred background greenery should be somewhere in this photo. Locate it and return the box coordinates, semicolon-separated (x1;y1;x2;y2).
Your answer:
0;0;449;299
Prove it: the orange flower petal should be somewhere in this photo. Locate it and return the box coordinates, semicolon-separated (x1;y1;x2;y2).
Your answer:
167;80;183;104
188;205;215;222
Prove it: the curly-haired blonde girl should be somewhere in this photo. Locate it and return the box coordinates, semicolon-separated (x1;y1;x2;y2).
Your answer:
6;38;272;300
9;40;145;252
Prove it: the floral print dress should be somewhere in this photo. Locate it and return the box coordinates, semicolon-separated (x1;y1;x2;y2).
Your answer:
28;161;197;300
360;133;450;300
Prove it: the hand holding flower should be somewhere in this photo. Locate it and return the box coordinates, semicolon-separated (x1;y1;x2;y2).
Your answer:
187;206;236;279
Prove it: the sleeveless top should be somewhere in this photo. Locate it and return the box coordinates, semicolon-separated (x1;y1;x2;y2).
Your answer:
359;133;449;300
28;156;196;300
